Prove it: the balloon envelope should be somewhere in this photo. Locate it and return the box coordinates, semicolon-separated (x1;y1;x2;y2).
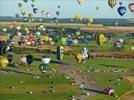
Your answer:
108;0;117;8
128;3;134;13
33;8;38;14
0;57;9;69
117;6;127;16
26;55;34;65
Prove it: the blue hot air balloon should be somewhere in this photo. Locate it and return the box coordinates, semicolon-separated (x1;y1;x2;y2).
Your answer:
117;6;126;16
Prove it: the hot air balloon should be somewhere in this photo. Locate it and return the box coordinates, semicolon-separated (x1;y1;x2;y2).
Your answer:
0;57;9;69
128;3;134;13
108;0;117;9
42;56;51;64
31;0;36;3
75;31;81;36
54;17;58;23
87;17;93;24
42;35;49;42
96;33;106;45
33;8;38;14
20;56;27;65
7;53;14;63
23;0;28;3
15;13;20;17
31;4;35;8
117;6;126;16
18;3;22;8
58;5;61;9
56;11;60;16
77;0;86;6
60;37;66;46
21;9;26;16
46;12;51;17
75;53;83;64
26;55;34;65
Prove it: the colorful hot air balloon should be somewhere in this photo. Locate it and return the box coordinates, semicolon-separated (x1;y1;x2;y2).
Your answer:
96;33;106;45
108;0;117;9
0;57;9;69
128;3;134;13
117;6;127;16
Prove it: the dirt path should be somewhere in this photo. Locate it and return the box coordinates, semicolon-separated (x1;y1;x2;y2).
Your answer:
59;63;104;100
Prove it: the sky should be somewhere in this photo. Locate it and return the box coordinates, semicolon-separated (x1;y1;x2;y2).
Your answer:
0;0;134;18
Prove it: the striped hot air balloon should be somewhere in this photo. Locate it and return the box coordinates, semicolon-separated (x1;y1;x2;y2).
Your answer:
108;0;117;8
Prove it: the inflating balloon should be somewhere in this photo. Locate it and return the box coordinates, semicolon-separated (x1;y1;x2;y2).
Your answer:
128;3;134;13
26;55;34;65
117;6;126;16
0;57;9;69
96;33;105;45
108;0;117;9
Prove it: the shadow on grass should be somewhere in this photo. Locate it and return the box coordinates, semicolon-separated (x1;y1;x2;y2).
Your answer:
84;88;104;94
99;64;124;68
34;57;69;65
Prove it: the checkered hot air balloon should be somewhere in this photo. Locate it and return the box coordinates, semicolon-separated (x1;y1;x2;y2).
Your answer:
108;0;117;8
128;3;134;13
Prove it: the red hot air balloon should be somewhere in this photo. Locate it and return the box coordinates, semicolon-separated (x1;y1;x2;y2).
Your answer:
128;3;134;13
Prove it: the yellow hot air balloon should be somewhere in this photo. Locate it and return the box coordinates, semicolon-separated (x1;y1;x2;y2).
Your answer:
75;15;83;22
0;57;9;69
75;31;81;36
75;53;83;64
42;35;49;42
108;0;117;9
87;17;93;24
96;33;106;45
